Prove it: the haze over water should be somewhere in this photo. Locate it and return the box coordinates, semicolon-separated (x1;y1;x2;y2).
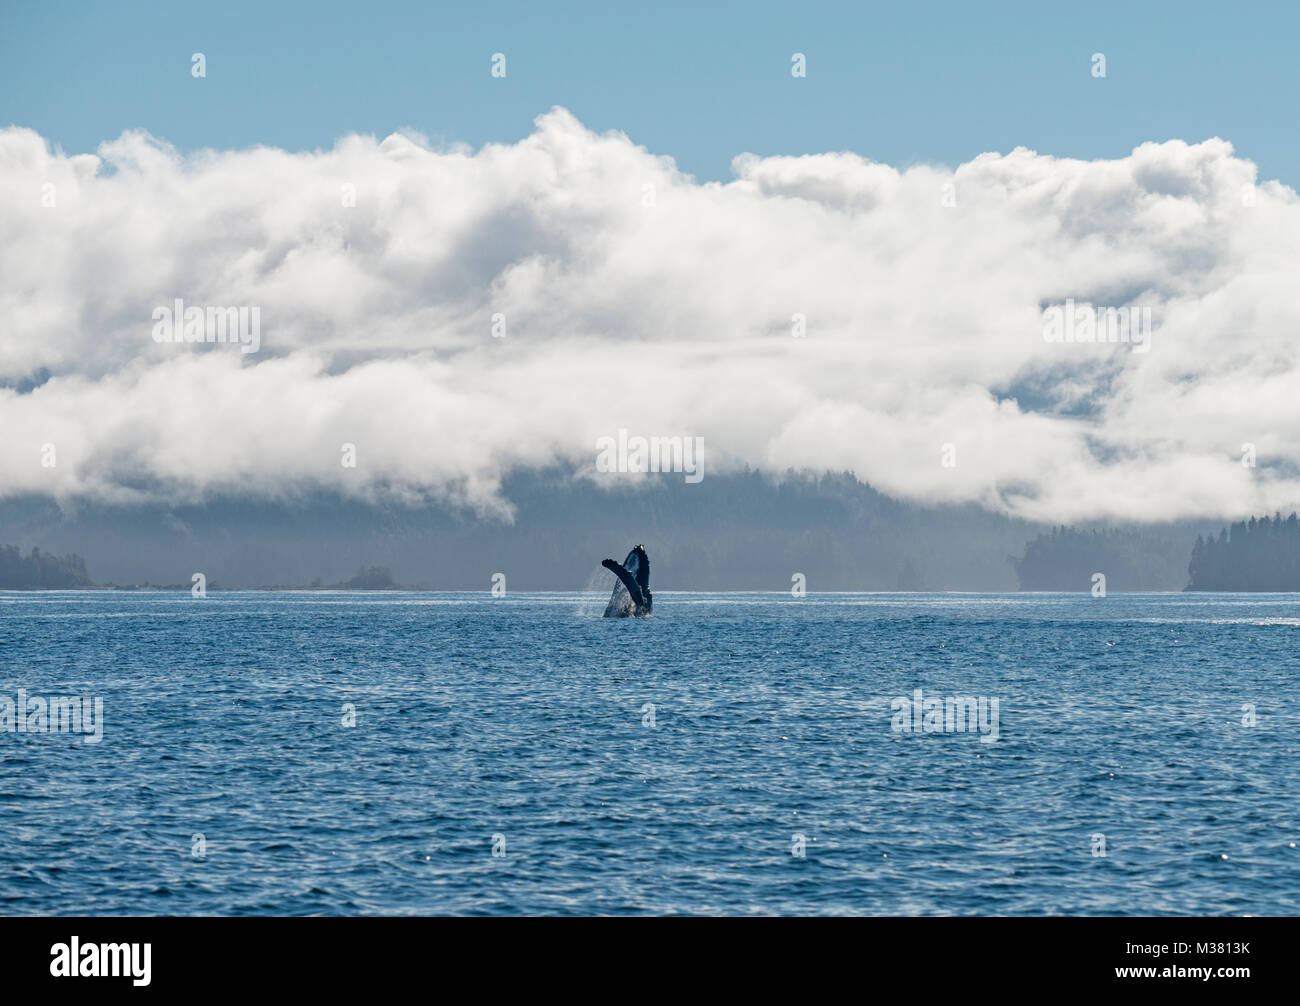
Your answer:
2;591;1297;915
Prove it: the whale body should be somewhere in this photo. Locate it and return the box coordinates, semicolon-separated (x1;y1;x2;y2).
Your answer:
601;545;653;617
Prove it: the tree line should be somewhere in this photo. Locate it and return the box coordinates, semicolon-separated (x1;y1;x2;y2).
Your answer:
0;545;92;588
1008;526;1190;591
1010;513;1300;591
1187;513;1300;591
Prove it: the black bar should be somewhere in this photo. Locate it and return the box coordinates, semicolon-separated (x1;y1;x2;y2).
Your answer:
0;917;1286;992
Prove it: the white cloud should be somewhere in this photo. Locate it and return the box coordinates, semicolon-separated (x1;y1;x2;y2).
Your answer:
1;108;1297;521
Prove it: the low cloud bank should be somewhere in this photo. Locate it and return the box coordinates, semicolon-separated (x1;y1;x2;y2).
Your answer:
2;108;1296;521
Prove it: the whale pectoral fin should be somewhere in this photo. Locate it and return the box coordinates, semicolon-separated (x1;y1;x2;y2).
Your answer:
602;558;645;608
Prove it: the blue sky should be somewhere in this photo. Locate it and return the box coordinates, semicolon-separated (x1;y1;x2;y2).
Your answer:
1;0;1295;182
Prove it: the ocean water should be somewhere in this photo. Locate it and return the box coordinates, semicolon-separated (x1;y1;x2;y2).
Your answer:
1;590;1297;916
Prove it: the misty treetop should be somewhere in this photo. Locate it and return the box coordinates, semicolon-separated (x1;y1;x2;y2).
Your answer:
0;545;91;589
3;471;1202;590
1187;513;1300;591
1009;526;1190;592
339;566;396;589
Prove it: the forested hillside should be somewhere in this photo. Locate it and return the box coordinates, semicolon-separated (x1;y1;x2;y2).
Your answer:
1010;526;1195;591
0;545;92;588
1187;513;1300;590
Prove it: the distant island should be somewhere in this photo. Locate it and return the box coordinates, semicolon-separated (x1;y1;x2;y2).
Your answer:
1008;526;1191;591
1007;514;1300;592
7;514;1300;591
337;565;396;589
0;551;421;591
0;545;91;588
1187;513;1300;591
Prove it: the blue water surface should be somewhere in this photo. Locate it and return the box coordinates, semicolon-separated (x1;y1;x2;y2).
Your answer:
1;590;1297;916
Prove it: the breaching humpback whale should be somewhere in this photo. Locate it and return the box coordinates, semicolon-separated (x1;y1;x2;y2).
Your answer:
601;545;653;617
